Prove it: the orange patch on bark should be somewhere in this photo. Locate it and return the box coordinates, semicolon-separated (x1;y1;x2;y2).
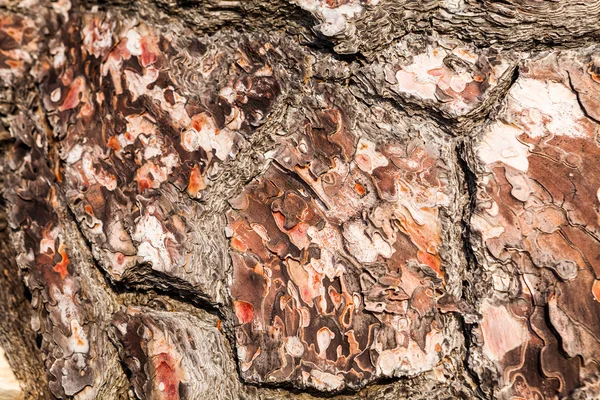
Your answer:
53;243;70;279
59;76;85;111
230;237;248;252
593;280;600;302
138;177;152;192
140;37;158;68
54;161;62;182
153;353;180;400
6;59;23;69
107;136;121;151
190;113;218;134
354;182;366;196
49;186;59;208
234;300;255;324
186;165;206;197
417;250;442;277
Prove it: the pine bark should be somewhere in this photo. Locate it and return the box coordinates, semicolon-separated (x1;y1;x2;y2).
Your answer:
1;0;600;399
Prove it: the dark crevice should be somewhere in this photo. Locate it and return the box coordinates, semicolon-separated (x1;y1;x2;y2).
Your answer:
457;314;486;399
461;64;520;130
60;190;228;320
38;74;230;320
240;370;447;399
455;140;484;396
271;159;331;211
349;64;521;137
349;81;458;132
117;264;226;316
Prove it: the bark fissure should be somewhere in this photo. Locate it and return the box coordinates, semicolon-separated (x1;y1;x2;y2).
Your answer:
455;139;482;395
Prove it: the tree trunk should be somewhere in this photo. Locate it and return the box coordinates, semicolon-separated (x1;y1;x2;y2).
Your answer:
1;0;600;399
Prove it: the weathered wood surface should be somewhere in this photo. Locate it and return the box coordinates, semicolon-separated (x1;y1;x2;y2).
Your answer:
0;0;599;399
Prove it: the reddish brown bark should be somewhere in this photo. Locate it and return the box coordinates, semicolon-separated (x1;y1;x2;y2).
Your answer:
1;0;600;399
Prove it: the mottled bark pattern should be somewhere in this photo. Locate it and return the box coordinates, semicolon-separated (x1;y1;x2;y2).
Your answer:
227;96;462;390
469;48;600;399
355;33;516;119
111;307;244;400
39;12;287;305
0;0;600;399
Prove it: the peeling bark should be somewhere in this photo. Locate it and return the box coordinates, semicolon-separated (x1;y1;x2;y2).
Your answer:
1;0;600;399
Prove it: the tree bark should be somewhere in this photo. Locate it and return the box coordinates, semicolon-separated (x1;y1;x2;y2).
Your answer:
1;0;600;399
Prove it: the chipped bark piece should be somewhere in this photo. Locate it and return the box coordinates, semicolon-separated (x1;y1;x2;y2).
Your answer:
39;11;286;304
227;92;461;392
111;307;244;400
356;33;515;119
468;47;600;399
3;109;129;399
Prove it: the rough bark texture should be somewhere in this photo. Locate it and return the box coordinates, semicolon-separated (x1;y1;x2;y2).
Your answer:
0;0;599;399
